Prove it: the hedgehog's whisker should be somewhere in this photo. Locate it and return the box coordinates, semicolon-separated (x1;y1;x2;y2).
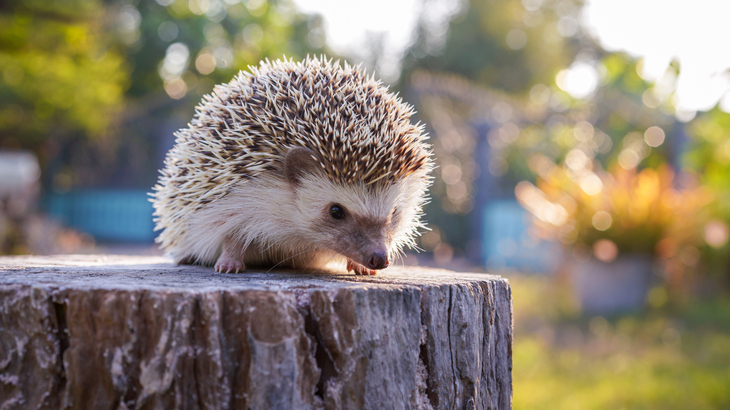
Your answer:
393;252;404;267
309;247;346;274
326;244;359;275
303;248;325;272
260;240;278;256
265;246;314;273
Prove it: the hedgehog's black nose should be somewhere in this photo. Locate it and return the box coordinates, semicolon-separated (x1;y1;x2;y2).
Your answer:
366;251;389;270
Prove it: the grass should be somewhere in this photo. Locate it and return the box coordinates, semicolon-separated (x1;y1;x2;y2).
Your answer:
507;274;730;409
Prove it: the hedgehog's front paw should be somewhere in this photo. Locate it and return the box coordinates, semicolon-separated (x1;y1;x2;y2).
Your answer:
215;257;245;273
347;259;378;276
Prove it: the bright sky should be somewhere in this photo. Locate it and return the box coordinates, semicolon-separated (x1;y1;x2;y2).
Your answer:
583;0;730;117
292;0;460;82
293;0;730;116
293;0;421;81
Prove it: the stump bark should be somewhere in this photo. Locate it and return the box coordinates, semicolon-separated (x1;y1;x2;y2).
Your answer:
0;255;512;410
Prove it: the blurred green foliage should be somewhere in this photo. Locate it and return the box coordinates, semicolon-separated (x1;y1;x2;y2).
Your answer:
685;109;730;217
0;0;329;189
511;274;730;409
403;0;578;94
684;108;730;280
123;0;325;99
403;0;714;273
0;0;128;148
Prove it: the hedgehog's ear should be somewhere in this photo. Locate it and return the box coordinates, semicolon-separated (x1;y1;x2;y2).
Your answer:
285;147;319;186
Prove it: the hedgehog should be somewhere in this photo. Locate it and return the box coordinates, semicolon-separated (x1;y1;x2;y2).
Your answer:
151;57;433;275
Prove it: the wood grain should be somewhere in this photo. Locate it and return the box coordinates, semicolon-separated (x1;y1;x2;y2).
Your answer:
0;255;512;410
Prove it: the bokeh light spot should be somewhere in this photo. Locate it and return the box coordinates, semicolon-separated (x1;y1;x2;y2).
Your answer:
565;149;589;172
705;220;729;248
433;243;453;265
506;29;527;50
515;181;569;226
573;121;595;142
529;84;551;105
491;102;513;123
446;181;468;201
246;0;268;17
593;239;618;262
189;0;209;15
441;164;462;185
158;21;179;42
243;23;264;45
618;148;640;169
592;211;612;231
195;53;216;75
556;62;599;99
644;126;665;147
213;46;234;68
164;78;187;99
421;231;441;251
642;89;661;108
580;174;603;195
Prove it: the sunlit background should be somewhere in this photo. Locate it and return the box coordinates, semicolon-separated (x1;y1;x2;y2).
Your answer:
2;0;730;407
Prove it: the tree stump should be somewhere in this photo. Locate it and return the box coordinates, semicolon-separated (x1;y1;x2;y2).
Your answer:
0;255;512;410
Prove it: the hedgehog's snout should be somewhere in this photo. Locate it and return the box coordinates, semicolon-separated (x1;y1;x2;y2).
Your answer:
365;249;389;270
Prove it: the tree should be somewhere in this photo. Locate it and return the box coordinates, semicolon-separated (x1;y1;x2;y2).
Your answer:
0;0;128;152
401;0;580;94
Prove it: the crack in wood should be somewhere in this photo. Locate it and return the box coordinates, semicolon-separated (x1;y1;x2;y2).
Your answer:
51;297;68;406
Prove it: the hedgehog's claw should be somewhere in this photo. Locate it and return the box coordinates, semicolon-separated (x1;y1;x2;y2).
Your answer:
347;259;378;276
215;259;244;274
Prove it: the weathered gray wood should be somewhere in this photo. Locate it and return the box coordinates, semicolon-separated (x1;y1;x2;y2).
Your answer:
0;255;512;410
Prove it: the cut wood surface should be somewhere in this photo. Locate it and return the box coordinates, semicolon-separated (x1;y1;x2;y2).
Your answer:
0;255;512;410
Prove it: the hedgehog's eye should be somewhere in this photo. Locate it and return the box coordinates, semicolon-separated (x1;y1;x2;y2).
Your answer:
329;204;346;220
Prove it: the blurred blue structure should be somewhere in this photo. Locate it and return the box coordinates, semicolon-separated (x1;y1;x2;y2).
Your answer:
482;199;561;273
44;190;155;242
